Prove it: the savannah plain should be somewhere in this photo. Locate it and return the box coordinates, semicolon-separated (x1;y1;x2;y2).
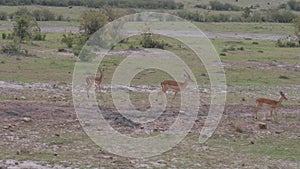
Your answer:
0;0;299;168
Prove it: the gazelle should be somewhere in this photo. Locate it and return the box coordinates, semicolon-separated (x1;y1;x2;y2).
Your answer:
158;70;194;101
253;91;288;120
86;68;104;98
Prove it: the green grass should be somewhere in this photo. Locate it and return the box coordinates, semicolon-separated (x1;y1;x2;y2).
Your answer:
1;36;299;86
218;135;300;162
0;5;89;20
195;22;296;35
0;55;75;83
182;0;297;9
212;38;300;63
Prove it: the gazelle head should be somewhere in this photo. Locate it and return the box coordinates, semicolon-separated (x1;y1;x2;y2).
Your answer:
280;91;288;100
184;69;194;82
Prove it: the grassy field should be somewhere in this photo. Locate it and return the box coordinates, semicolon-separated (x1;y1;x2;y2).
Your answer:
195;22;296;35
0;5;89;21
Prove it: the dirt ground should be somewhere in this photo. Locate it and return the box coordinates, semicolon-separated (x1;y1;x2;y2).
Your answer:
0;80;299;168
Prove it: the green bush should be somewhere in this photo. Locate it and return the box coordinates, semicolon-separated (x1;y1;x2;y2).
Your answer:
209;1;241;11
32;9;56;21
61;32;75;48
287;0;300;11
32;29;46;41
269;10;297;23
0;11;7;20
2;33;7;39
276;39;299;47
140;33;165;49
1;42;20;54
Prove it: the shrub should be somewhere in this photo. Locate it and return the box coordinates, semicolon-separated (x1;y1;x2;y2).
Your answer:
287;0;300;11
209;1;241;11
279;75;289;79
32;28;46;41
57;14;64;21
2;33;6;39
0;11;7;20
276;39;299;47
140;33;165;49
1;42;20;54
32;9;56;21
194;4;207;9
61;32;75;48
57;48;66;52
269;10;297;23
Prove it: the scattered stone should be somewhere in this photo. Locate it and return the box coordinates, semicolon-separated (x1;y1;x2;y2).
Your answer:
275;130;284;134
3;124;13;129
202;146;209;151
22;117;32;123
53;153;58;156
235;121;243;133
54;133;60;137
250;141;254;144
258;122;267;129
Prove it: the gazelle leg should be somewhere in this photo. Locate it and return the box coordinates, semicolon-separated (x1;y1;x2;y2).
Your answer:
157;91;165;103
253;103;262;119
172;92;177;101
273;108;278;121
86;85;91;98
270;108;273;118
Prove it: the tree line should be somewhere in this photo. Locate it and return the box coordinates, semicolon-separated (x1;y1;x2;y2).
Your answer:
177;8;299;23
0;0;184;9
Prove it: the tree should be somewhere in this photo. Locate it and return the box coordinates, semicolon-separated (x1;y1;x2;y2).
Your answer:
294;17;300;44
242;7;251;18
13;14;38;43
79;10;108;36
100;5;124;22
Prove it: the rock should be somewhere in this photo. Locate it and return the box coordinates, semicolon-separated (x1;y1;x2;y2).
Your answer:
258;122;267;129
202;146;209;151
22;117;32;123
275;130;284;134
234;121;243;133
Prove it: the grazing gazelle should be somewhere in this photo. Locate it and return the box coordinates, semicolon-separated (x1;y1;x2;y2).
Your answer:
253;91;288;120
158;70;194;101
86;68;104;98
